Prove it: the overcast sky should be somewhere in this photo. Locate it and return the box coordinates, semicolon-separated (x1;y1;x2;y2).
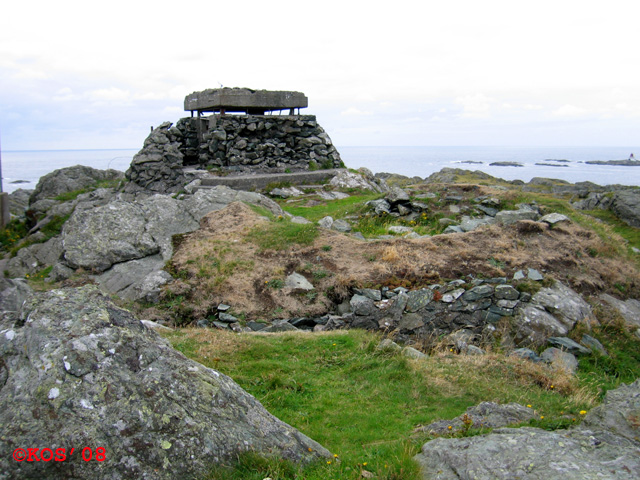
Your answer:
1;0;639;150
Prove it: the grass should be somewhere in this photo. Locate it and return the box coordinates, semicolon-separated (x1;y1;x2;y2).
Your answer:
247;218;319;251
162;328;617;480
278;193;382;223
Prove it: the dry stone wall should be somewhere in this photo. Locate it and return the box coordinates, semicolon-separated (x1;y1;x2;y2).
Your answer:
126;114;343;193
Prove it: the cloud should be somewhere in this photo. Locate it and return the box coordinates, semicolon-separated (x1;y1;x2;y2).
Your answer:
552;104;588;117
340;107;373;116
455;93;493;118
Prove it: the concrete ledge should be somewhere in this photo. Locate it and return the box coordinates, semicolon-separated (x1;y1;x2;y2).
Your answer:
198;169;344;191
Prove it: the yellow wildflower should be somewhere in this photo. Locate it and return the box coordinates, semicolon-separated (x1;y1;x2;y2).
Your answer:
580;410;587;415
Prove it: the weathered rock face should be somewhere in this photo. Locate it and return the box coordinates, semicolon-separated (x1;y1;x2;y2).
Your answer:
29;165;124;205
611;190;640;228
126;115;343;194
414;379;640;479
0;286;329;479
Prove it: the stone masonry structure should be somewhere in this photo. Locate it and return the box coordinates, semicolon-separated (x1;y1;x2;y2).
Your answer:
126;88;343;193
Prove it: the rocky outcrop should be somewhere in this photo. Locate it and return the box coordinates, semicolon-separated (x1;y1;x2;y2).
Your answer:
0;286;329;480
329;168;388;193
415;401;536;435
29;165;124;205
414;379;640;479
610;190;640;228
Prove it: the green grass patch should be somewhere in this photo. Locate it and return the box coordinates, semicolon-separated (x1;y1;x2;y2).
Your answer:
278;193;382;223
247;218;319;251
0;218;29;252
163;329;604;479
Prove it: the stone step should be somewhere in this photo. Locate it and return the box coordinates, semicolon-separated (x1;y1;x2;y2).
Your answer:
197;169;344;192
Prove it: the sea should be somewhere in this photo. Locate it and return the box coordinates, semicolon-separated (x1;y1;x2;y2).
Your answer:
1;146;639;194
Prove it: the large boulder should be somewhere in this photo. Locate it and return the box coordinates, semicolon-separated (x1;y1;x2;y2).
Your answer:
0;286;329;479
611;190;640;228
29;165;124;204
514;282;596;346
415;379;640;479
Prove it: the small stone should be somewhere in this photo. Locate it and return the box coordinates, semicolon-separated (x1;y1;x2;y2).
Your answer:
513;270;526;280
406;289;434;312
318;216;334;229
388;226;413;234
350;294;377;316
581;334;608;356
218;313;237;323
527;268;544;281
442;288;465;303
354;288;382;301
511;348;540;362
217;304;231;311
541;213;570;225
494;285;520;300
285;273;314;291
331;219;352;233
540;347;578;373
377;338;401;351
402;346;428;360
548;337;592;356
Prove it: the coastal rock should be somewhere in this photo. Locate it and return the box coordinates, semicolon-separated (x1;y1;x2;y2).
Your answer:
62;200;160;272
415;380;640;480
416;401;535;435
514;282;595;346
329;169;387;193
29;165;124;204
611;190;640;228
0;278;33;323
8;188;32;216
495;206;539;225
0;286;329;479
599;293;640;329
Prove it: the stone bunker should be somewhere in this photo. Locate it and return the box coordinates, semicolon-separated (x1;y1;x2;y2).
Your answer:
126;87;343;193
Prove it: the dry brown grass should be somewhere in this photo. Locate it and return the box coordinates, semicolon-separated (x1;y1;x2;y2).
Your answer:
162;201;640;323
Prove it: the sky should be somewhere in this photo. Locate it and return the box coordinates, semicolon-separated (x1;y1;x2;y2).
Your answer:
1;0;639;150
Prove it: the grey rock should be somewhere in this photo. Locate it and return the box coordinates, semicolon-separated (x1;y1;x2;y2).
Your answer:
513;269;526;280
548;336;592;355
495;208;539;225
62;201;160;272
459;215;494;232
417;401;535;435
475;204;498;217
388;225;413;234
443;225;464;234
527;268;544;281
460;284;493;302
247;321;268;331
331;219;352;233
46;262;75;283
316;191;350;201
386;186;410;204
377;338;402;351
368;198;391;215
402;346;428;360
510;348;540;362
532;281;595;327
438;217;458;227
270;186;304;198
494;284;520;300
416;380;640;480
329;170;385;192
317;216;334;229
540;213;571;224
183;186;284;220
406;289;434;312
540;347;579;373
29;165;124;204
8;188;32;216
350;294;377;316
441;288;465;303
218;312;238;323
258;320;300;333
354;288;382;301
581;334;608;356
290;215;312;224
398;313;425;331
599;293;640;328
285;272;314;291
611;190;640;227
0;286;329;479
93;255;167;302
460;344;486;355
0;278;33;324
